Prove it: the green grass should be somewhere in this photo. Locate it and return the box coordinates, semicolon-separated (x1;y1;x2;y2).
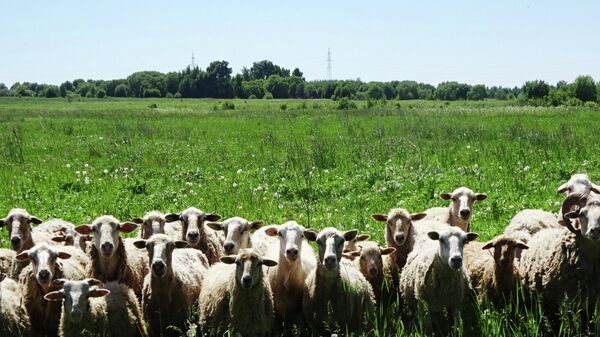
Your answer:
1;97;599;336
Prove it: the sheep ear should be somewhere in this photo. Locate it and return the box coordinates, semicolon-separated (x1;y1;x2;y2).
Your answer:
131;218;144;224
482;241;495;250
371;213;388;222
205;214;221;222
15;251;30;262
564;211;580;219
206;222;223;231
343;251;361;260
57;252;72;259
465;233;479;242
133;240;147;249
248;220;264;231
119;222;138;233
0;273;5;282
0;219;4;227
592;184;600;194
304;229;319;242
75;225;93;235
30;216;43;225
410;212;427;221
87;278;104;287
164;213;181;222
556;183;569;194
440;193;452;200
381;247;396;255
427;232;440;241
475;193;487;201
343;230;358;242
261;258;278;267
220;256;237;264
264;227;279;237
88;289;110;298
51;236;66;243
356;234;370;242
44;291;65;301
174;241;188;249
515;242;529;250
52;278;67;287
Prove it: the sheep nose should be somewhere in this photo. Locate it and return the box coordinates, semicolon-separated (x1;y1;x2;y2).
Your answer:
10;236;21;247
394;233;405;243
187;231;199;241
588;227;600;240
242;275;252;287
70;310;82;321
286;248;298;259
369;266;378;276
324;255;337;268
38;269;50;281
152;261;166;277
460;209;471;219
223;242;235;253
101;242;114;255
450;256;463;269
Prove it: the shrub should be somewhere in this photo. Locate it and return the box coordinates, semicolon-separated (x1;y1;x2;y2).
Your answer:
280;103;287;111
574;75;597;102
248;94;257;99
222;101;235;110
96;89;106;99
114;84;129;97
174;92;182;99
264;92;274;99
143;88;162;98
44;86;60;98
336;97;357;110
166;92;174;98
523;80;550;99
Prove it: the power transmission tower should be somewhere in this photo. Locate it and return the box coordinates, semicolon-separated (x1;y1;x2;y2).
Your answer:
191;53;196;69
327;48;332;80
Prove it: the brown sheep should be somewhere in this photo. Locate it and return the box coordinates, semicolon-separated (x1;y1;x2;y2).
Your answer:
165;207;223;264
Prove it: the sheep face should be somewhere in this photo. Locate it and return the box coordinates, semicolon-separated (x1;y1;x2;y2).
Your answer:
165;207;220;247
132;211;166;240
305;227;357;273
207;217;263;255
221;249;277;289
74;216;137;257
133;234;188;278
349;244;395;278
52;227;90;251
15;243;72;288
343;233;369;253
428;229;477;270
482;235;528;270
372;208;427;246
265;221;307;261
566;200;600;241
556;174;600;195
1;208;42;252
44;279;109;323
440;187;487;224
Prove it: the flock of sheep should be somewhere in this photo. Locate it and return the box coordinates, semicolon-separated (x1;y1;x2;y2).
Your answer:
1;173;600;336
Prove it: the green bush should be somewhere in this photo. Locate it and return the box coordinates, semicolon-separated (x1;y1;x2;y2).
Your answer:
222;101;235;110
264;92;274;100
143;88;162;98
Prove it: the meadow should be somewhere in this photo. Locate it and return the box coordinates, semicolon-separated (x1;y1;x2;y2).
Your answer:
1;97;599;336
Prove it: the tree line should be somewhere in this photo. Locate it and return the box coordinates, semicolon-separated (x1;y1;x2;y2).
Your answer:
1;60;599;106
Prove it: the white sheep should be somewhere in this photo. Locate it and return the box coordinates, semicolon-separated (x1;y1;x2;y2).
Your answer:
44;279;147;337
206;216;264;255
198;248;277;336
51;223;91;252
260;221;317;329
302;227;375;336
0;272;30;336
419;187;487;231
503;209;559;258
132;210;168;240
556;173;600;224
17;243;87;337
0;248;15;275
133;234;209;337
400;225;478;335
165;207;223;264
343;232;370;253
74;215;146;298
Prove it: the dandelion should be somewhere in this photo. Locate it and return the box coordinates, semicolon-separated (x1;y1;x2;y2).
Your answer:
103;169;108;174
75;171;81;177
236;169;243;174
84;177;91;185
523;166;530;172
66;164;71;168
84;164;89;168
173;198;178;203
82;171;87;175
232;182;238;188
273;192;280;199
278;204;284;209
186;182;193;186
467;145;471;149
262;167;266;172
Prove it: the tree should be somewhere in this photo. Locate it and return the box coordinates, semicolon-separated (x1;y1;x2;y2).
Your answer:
249;60;290;80
435;82;470;100
205;60;233;98
143;88;162;98
396;81;418;100
44;86;60;98
114;84;130;97
292;68;304;78
96;89;106;98
0;83;9;97
574;75;597;102
522;80;550;99
366;84;385;100
467;84;487;100
265;75;289;98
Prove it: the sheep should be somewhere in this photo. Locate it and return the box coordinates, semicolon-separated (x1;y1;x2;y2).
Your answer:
343;241;396;306
51;225;91;252
556;173;600;224
198;248;277;337
400;225;478;335
302;227;375;336
1;208;48;278
74;215;146;298
132;210;168;240
260;221;317;330
0;272;30;336
133;234;209;337
503;209;559;258
0;248;15;275
165;207;224;264
44;279;147;337
419;187;487;231
17;243;87;337
206;216;264;256
519;192;600;326
371;208;427;287
343;232;370;253
464;234;528;304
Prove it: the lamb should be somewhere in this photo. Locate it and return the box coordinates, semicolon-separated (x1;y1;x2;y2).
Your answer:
165;207;223;264
343;241;396;305
464;234;528;304
556;173;600;224
343;232;370;253
132;210;169;239
0;248;15;275
44;279;147;337
51;224;91;252
74;215;146;298
419;187;487;231
371;208;427;287
133;234;209;337
17;243;87;337
400;225;478;335
302;227;375;336
206;216;264;255
198;248;277;337
519;192;600;326
261;221;317;329
503;209;559;258
0;272;30;336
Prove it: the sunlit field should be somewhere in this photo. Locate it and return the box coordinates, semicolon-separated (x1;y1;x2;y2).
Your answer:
1;97;599;336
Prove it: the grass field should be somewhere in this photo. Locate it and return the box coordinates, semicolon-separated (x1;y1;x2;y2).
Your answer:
1;97;599;336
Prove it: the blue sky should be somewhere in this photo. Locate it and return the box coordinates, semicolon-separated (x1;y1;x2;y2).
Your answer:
1;0;598;87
